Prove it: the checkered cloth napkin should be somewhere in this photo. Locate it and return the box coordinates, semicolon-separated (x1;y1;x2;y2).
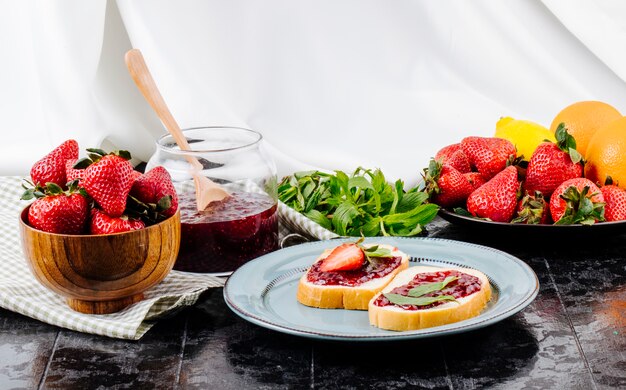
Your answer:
0;176;223;339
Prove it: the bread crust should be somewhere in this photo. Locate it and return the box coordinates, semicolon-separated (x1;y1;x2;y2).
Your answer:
368;266;492;331
296;244;409;310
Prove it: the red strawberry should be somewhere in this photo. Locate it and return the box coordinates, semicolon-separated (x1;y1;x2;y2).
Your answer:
461;137;516;180
82;155;134;218
600;185;626;222
423;159;474;208
467;166;519;222
319;243;365;272
30;140;79;187
549;178;604;224
525;125;583;197
464;172;487;190
435;144;471;173
130;166;178;217
89;208;145;235
599;177;626;222
512;191;550;224
65;159;84;182
131;170;142;181
27;185;88;234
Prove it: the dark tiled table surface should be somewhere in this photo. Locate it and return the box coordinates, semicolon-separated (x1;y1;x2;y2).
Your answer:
1;217;624;389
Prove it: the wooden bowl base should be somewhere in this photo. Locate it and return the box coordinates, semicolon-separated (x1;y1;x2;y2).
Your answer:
66;293;144;314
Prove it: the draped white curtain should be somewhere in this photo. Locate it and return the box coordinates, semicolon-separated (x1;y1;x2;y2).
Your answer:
3;0;626;185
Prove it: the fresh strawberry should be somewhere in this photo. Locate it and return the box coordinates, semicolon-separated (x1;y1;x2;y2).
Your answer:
89;208;145;234
525;124;583;198
464;172;486;190
30;140;79;187
466;166;519;222
549;178;604;224
435;143;471;173
600;177;626;222
512;191;550;224
65;159;84;182
319;243;365;272
26;183;88;234
130;166;178;217
461;137;516;180
423;159;474;208
131;170;142;181
82;154;134;218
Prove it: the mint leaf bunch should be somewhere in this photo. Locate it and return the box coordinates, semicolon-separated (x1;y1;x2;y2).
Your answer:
278;167;439;237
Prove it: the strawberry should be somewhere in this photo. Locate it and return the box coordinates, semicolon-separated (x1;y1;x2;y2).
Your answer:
82;154;134;218
130;166;178;217
467;166;519;222
464;172;486;190
30;140;79;187
525;124;583;198
65;159;84;182
435;143;471;173
26;183;88;234
549;178;604;224
319;243;365;272
461;137;516;180
89;208;145;234
131;170;142;181
512;191;550;224
600;177;626;222
423;159;474;208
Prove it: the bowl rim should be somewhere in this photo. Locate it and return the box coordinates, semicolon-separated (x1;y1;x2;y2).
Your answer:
19;205;180;237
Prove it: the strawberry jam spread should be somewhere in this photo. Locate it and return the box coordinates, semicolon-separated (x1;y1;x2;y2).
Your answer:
176;192;278;273
373;270;482;310
307;256;402;287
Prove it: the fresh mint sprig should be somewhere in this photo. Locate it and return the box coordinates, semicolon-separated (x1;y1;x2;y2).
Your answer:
383;275;459;307
278;167;439;237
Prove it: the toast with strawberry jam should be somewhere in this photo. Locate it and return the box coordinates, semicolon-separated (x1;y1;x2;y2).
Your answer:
368;266;491;331
296;239;409;310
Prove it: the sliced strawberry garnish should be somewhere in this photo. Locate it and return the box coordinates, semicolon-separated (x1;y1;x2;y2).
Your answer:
319;243;365;272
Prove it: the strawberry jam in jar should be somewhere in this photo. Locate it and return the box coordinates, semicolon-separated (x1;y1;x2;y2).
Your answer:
147;127;279;275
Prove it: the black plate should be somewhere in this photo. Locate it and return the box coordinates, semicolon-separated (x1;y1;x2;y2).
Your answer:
438;209;626;239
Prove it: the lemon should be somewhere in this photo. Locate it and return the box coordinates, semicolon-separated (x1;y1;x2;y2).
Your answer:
495;117;556;161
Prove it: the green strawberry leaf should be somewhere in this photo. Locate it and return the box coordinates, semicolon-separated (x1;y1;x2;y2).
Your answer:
85;148;108;156
569;148;583;164
20;189;35;200
453;207;473;217
157;195;172;211
73;157;93;169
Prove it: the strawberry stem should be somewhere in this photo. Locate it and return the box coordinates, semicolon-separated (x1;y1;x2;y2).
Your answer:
555;123;583;164
556;185;605;225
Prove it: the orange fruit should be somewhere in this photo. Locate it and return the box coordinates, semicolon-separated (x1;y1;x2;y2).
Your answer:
550;101;622;157
585;116;626;188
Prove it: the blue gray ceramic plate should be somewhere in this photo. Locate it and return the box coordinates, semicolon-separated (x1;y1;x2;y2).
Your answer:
223;237;539;341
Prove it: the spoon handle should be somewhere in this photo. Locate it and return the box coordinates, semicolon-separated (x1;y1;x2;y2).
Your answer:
124;48;230;210
125;49;194;157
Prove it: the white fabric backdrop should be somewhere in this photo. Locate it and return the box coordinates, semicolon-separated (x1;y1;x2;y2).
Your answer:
3;0;626;185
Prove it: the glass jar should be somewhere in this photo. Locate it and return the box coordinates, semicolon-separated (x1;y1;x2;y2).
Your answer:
146;127;278;275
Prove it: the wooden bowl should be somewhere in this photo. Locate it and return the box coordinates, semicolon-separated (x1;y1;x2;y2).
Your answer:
19;206;181;314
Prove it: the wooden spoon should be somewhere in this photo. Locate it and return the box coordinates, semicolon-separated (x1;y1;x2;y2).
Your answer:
124;49;230;211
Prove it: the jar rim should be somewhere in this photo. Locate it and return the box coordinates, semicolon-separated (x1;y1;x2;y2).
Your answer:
155;126;262;154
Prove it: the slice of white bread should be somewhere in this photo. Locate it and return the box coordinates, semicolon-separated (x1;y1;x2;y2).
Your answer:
296;244;409;310
368;266;491;331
